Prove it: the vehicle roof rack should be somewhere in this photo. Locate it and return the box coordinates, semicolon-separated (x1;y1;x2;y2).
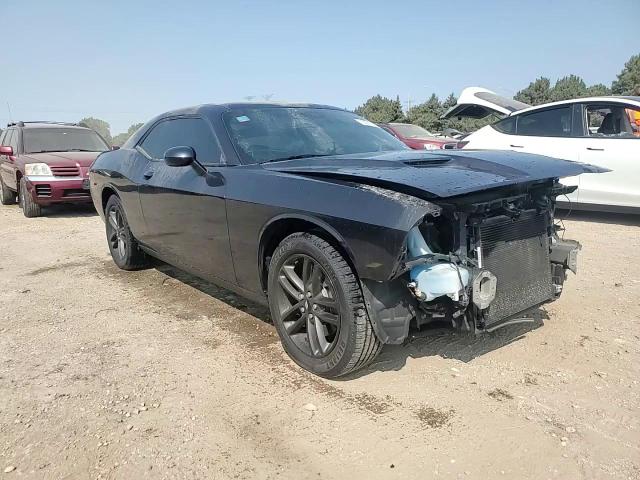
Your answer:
6;121;79;128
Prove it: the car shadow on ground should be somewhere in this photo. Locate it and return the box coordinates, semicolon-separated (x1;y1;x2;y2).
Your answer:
40;204;98;218
155;263;273;321
350;312;547;379
556;209;640;226
154;262;547;378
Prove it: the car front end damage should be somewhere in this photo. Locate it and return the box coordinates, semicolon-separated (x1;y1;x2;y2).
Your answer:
361;179;581;340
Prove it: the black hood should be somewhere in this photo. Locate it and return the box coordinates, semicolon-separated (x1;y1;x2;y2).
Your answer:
262;150;607;198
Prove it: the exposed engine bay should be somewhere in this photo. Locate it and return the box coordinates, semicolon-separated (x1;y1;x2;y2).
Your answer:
361;179;582;342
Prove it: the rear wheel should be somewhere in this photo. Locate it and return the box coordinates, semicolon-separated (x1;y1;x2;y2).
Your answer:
0;176;17;205
268;233;382;378
19;178;42;217
105;195;148;270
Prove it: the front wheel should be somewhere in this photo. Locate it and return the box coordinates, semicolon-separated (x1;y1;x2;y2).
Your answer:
0;175;17;205
104;195;149;270
19;178;42;217
268;233;382;378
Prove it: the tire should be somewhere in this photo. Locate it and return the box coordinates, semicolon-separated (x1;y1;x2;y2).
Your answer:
19;178;42;217
268;233;382;378
0;175;17;205
104;195;149;270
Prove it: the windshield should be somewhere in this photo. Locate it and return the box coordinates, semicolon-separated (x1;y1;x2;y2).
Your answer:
391;123;434;138
223;107;407;164
23;128;110;153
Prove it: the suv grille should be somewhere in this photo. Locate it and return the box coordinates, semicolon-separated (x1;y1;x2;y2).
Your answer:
51;166;80;177
479;211;553;327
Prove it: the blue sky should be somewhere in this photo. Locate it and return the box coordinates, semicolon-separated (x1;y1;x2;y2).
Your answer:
1;0;637;134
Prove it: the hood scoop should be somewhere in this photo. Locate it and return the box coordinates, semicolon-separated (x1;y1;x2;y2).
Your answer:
404;158;452;168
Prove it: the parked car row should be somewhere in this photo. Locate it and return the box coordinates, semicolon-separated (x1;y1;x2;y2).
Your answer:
443;87;640;212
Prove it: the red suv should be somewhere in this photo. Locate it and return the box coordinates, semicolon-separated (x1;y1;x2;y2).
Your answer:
0;122;110;217
378;123;456;150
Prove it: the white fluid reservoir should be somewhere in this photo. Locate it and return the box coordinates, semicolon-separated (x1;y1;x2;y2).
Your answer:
407;226;470;302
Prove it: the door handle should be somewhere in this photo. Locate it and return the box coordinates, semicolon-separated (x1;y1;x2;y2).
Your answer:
143;170;154;179
586;147;604;151
510;144;524;148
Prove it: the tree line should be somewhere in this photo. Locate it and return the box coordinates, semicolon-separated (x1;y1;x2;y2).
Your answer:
2;54;638;142
355;53;640;134
76;119;144;147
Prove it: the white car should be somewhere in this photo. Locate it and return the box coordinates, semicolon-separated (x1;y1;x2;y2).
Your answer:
444;87;640;212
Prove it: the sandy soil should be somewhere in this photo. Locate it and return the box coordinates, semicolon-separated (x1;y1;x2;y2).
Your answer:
0;203;639;480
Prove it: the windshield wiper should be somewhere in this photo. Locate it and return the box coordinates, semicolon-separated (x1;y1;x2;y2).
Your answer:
263;153;335;164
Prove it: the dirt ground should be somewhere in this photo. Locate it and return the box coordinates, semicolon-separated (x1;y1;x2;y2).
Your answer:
0;203;638;480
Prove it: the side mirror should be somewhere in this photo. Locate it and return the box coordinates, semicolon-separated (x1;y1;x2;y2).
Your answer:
0;145;13;156
164;146;195;167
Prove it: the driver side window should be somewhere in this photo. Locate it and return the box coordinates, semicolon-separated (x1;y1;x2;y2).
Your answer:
585;104;640;138
139;117;224;164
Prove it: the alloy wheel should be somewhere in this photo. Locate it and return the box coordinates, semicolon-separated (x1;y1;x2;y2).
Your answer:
107;207;127;259
275;254;341;357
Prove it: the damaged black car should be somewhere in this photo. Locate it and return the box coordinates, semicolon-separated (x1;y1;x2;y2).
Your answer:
89;103;605;378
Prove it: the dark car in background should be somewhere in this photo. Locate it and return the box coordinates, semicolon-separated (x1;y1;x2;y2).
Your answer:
377;122;456;150
0;122;110;217
89;103;603;378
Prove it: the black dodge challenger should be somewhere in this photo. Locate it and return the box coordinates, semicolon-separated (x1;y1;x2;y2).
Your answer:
89;103;604;377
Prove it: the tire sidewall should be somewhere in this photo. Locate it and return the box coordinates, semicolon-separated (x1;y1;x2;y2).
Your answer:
0;175;11;205
105;196;136;269
20;178;41;217
268;234;360;377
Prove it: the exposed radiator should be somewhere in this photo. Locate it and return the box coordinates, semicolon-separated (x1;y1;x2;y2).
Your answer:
479;211;553;327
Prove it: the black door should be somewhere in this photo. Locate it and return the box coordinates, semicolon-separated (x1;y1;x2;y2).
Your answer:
136;116;236;284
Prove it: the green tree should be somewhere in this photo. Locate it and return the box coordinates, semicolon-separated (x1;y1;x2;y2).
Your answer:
406;94;444;132
442;93;457;110
78;117;112;144
354;95;404;123
515;77;551;105
550;75;588;102
112;122;144;146
611;54;640;95
586;83;611;96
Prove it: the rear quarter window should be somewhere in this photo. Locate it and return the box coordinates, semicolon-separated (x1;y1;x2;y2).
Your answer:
492;116;516;134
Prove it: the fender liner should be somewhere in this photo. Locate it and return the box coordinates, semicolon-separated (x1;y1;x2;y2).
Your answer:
360;277;417;344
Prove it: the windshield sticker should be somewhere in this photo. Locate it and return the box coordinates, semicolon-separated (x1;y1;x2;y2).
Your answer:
236;115;250;123
355;118;377;127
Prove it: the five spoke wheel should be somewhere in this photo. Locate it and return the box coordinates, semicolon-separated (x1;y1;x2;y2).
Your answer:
275;254;340;357
107;207;127;260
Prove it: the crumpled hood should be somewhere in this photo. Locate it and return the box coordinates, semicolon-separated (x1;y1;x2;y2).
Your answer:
262;150;607;198
21;151;101;168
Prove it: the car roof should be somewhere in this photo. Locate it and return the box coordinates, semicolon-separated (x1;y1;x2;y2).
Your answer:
512;96;640;115
7;121;90;130
160;102;345;118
